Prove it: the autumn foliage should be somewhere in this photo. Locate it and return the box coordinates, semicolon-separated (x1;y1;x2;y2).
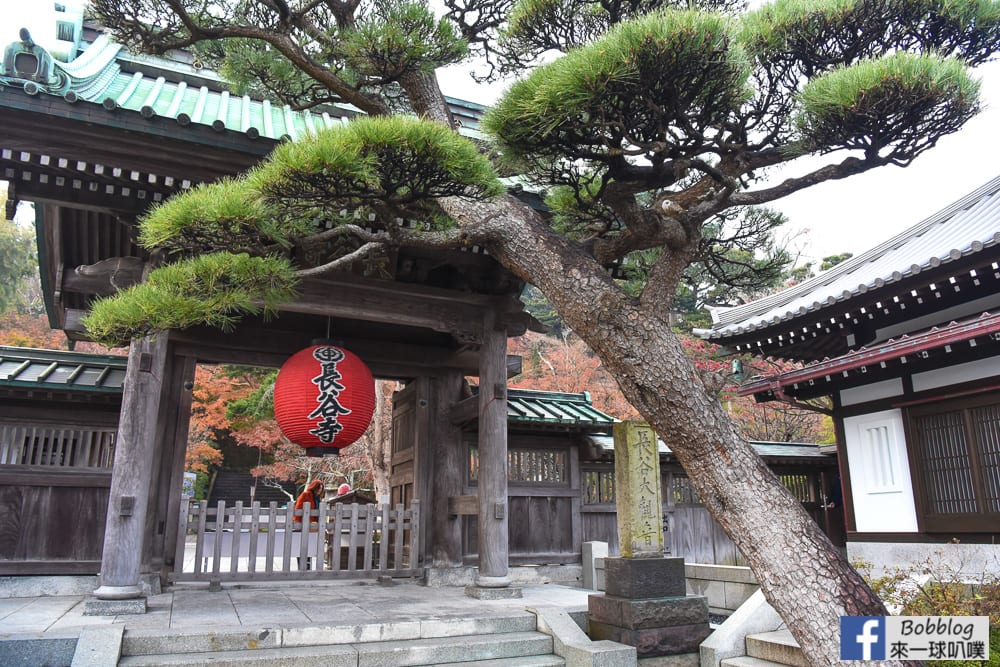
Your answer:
509;332;639;419
509;329;830;444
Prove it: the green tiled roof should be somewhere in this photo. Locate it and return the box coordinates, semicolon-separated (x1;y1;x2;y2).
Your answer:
506;388;616;429
0;346;126;393
0;32;487;143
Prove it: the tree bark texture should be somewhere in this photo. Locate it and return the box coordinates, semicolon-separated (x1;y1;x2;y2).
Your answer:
439;195;905;667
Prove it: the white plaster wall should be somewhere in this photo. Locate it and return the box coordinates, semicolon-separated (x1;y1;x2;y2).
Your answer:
911;355;1000;392
840;378;904;407
848;542;1000;579
843;409;918;532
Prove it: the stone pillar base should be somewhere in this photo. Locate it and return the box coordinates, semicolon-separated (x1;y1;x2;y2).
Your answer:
465;585;523;599
589;593;710;658
604;556;685;599
92;584;143;600
474;574;511;587
83;596;147;616
592;556;710;659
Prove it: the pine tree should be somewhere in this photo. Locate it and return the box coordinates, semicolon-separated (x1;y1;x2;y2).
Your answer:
88;1;1000;662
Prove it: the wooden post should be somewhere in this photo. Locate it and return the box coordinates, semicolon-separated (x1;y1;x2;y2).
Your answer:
475;311;510;588
158;354;197;578
428;372;465;566
92;334;170;603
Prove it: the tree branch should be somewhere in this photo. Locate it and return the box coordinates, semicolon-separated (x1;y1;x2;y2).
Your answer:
295;241;385;277
729;155;886;207
398;70;456;128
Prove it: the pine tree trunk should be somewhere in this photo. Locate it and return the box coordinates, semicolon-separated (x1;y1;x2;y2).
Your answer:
439;195;917;667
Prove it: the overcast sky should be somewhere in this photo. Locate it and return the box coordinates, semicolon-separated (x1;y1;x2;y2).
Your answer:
438;56;1000;267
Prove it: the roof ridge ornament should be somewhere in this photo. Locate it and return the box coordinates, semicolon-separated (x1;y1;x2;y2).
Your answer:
1;27;70;95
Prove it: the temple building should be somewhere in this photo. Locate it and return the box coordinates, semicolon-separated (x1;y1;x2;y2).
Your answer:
700;174;1000;574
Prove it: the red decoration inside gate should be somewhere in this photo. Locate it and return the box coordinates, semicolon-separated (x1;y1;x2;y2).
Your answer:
274;345;376;456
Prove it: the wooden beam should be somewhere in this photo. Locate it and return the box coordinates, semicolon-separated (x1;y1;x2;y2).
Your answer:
94;334;170;601
449;395;479;426
0;561;102;575
3;173;162;215
287;277;490;343
0;468;112;487
475;310;511;587
62;257;146;296
0;101;268;182
447;495;478;517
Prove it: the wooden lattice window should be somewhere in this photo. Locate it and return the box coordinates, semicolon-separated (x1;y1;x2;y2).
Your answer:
908;394;1000;532
780;474;815;503
468;446;567;484
0;424;116;468
670;474;699;505
583;470;616;504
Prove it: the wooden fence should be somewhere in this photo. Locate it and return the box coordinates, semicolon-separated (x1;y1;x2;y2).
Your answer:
172;499;421;582
0;423;116;574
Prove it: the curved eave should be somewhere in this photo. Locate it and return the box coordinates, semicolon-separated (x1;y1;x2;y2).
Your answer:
703;174;1000;343
740;311;1000;400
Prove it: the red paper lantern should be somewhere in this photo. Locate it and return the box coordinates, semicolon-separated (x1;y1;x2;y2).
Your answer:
274;345;376;456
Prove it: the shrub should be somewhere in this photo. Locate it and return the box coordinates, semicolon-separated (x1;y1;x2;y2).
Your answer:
855;547;1000;666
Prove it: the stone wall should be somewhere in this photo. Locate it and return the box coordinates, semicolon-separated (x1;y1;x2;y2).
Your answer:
683;564;758;616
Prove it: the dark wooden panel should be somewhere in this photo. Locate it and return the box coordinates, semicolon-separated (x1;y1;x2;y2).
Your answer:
447;495;477;516
711;520;741;566
581;510;619;555
0;468;112;488
0;484;108;561
0;560;101;575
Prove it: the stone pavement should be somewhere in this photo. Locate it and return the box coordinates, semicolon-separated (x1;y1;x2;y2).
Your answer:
0;580;593;639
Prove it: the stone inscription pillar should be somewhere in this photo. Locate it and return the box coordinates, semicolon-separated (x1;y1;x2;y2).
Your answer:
589;421;711;658
614;421;663;557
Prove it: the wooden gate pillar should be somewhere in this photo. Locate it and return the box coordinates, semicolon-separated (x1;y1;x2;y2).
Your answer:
91;334;170;608
474;311;511;589
427;371;465;566
153;354;197;578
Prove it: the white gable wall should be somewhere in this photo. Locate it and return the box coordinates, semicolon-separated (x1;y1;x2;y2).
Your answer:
842;409;918;532
911;354;1000;392
839;378;904;407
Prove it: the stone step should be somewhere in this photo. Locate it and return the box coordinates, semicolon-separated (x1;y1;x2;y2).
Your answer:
356;631;553;666
118;631;554;667
121;612;538;656
433;656;566;667
118;644;356;666
721;655;789;667
746;630;807;667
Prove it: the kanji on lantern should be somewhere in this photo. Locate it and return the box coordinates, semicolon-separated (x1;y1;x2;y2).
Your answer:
273;345;376;456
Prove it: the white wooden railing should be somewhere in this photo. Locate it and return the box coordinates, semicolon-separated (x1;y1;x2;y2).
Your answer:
172;499;420;582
